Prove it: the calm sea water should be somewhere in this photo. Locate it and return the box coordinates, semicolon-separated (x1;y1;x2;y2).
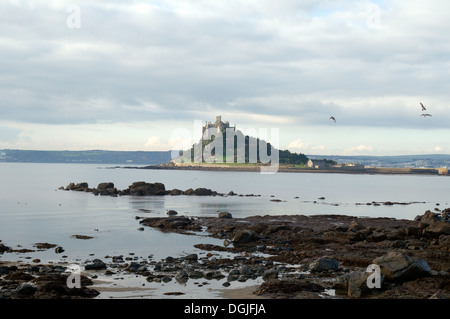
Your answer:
0;163;448;297
0;163;446;288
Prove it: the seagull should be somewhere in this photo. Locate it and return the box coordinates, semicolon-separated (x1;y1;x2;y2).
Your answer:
421;113;432;117
330;116;336;123
420;102;426;111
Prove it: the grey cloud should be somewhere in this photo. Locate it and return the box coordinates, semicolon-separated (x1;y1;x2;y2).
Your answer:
0;1;449;130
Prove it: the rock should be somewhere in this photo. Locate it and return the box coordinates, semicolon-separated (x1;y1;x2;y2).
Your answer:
187;269;203;279
228;191;237;196
140;216;202;232
255;279;325;296
0;243;11;253
372;252;430;282
184;253;198;262
240;265;253;276
424;221;450;235
126;262;142;272
232;229;260;243
34;242;57;250
15;283;36;296
405;226;421;237
218;212;232;219
162;276;172;283
348;220;365;231
175;270;189;282
112;255;124;263
97;182;114;189
85;259;107;270
183;188;195;195
71;235;94;240
0;266;9;275
346;270;383;298
167;210;178;216
309;258;339;272
262;269;278;281
194;188;212;196
368;231;387;243
441;208;450;219
127;181;166;196
66;182;89;191
418;210;440;228
169;189;183;195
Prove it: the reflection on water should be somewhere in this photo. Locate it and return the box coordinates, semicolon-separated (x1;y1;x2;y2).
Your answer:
0;163;448;264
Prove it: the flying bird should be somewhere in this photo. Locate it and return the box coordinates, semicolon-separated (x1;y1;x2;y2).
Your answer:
421;113;432;117
420;102;426;111
330;116;336;123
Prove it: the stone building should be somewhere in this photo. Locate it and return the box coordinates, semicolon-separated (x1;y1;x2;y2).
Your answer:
202;116;236;134
307;159;330;169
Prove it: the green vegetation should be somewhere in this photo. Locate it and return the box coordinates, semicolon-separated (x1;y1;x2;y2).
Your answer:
279;150;309;165
184;130;309;165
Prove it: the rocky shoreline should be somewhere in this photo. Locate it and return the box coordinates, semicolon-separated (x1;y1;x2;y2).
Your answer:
1;209;449;299
61;181;257;198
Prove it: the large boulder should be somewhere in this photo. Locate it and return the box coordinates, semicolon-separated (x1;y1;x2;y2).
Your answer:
218;212;232;219
372;252;430;282
334;270;384;298
0;243;11;253
309;258;339;273
194;188;212;196
140;216;202;232
232;229;260;243
424;221;450;235
95;182;118;196
169;189;183;195
183;188;195;195
66;182;89;191
418;210;441;228
97;182;114;190
127;181;167;196
85;259;107;270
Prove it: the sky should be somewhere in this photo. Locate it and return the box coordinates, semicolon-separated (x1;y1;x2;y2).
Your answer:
0;0;449;156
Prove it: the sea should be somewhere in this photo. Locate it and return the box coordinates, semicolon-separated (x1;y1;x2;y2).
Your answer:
0;162;448;298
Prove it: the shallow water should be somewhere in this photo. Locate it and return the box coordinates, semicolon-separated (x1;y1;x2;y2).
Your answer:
1;163;448;257
0;163;448;298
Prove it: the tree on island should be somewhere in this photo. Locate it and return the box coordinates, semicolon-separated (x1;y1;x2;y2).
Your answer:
174;117;309;166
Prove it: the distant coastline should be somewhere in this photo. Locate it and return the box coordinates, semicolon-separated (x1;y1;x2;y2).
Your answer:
129;162;450;176
1;149;449;176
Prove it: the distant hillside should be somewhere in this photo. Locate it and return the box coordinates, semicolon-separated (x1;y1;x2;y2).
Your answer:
0;149;172;165
308;154;450;168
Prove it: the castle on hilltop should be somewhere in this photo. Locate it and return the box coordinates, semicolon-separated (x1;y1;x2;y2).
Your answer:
202;116;236;134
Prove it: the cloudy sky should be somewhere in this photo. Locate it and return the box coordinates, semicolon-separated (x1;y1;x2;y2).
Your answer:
0;0;449;155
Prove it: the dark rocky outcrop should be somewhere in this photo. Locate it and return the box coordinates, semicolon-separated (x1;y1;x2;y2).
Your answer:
232;229;260;244
0;243;11;253
84;259;107;270
63;181;224;198
139;216;202;233
309;258;339;272
372;252;431;282
417;210;450;236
